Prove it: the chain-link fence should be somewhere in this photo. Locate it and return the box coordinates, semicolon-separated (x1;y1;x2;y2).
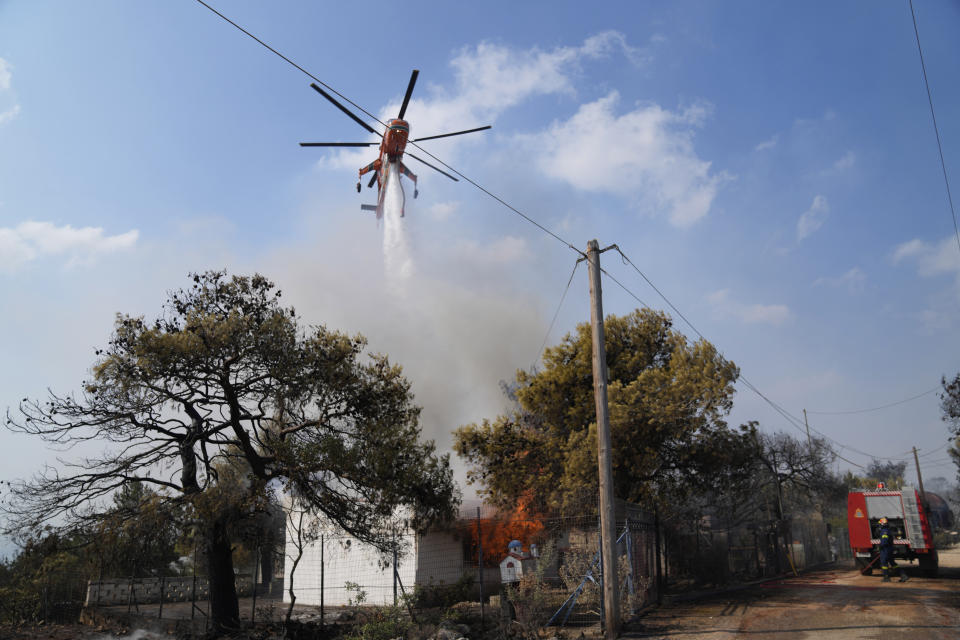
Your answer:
3;503;839;635
1;540;286;633
279;500;839;633
661;514;836;588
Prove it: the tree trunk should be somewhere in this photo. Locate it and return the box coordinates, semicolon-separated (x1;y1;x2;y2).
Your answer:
206;517;240;631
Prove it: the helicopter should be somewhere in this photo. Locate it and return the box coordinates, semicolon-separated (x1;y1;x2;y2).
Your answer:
300;70;490;218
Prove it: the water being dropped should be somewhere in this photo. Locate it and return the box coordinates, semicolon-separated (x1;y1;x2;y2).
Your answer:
382;161;414;288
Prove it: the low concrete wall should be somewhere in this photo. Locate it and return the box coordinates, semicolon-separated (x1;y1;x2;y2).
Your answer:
85;575;254;606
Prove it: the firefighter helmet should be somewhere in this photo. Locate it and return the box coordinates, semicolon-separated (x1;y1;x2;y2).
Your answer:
878;517;888;525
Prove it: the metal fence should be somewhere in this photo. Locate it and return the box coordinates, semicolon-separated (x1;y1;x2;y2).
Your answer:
2;506;838;634
282;509;661;630
279;501;838;632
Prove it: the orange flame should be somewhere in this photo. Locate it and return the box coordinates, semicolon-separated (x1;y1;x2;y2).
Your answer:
462;497;546;567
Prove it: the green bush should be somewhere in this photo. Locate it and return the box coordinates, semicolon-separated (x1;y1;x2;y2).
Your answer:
344;605;411;640
0;585;42;623
411;573;475;609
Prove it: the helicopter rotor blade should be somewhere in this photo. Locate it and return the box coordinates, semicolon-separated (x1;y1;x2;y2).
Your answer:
406;152;459;182
412;125;491;143
367;173;378;188
397;69;419;120
299;142;378;147
310;83;380;136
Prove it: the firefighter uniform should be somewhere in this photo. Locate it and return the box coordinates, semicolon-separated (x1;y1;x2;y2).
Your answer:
878;521;907;582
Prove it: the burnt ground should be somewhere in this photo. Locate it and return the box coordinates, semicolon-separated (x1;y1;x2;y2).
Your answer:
625;548;960;639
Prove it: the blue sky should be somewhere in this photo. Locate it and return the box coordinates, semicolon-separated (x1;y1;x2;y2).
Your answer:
1;0;959;525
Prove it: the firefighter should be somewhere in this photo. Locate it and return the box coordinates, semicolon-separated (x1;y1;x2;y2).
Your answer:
878;517;908;582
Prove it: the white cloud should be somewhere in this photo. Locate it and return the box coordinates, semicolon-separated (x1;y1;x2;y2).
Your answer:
740;303;791;325
707;288;791;326
446;31;649;116
0;104;20;126
455;235;528;267
0;58;11;91
0;58;20;127
892;238;925;264
832;151;855;172
797;195;829;241
429;201;459;221
522;92;727;227
314;32;656;172
891;236;960;276
794;110;836;129
918;309;952;332
0;221;139;273
892;236;960;328
754;134;778;152
308;33;720;228
814;267;866;292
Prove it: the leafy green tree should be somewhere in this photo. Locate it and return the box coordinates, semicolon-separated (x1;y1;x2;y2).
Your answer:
94;482;182;579
940;374;960;480
865;460;907;489
454;308;756;515
4;271;458;631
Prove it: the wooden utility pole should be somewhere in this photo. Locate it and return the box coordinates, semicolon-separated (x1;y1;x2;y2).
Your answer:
803;409;812;446
912;446;926;502
586;239;620;639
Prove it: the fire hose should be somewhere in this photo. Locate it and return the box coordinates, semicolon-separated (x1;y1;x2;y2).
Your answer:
859;553;881;575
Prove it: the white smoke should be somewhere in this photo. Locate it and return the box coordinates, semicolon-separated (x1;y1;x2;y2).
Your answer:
260;198;549;492
382;161;414;291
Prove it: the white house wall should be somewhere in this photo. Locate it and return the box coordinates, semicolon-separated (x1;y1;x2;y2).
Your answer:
284;531;418;607
284;526;469;607
415;530;465;587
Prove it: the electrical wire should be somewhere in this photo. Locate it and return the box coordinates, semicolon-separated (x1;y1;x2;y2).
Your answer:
194;0;388;132
598;267;650;310
909;0;960;257
919;441;952;458
533;260;580;368
805;387;939;415
606;245;922;467
194;0;935;471
193;0;584;257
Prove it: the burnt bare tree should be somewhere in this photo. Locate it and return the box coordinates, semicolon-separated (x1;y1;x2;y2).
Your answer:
756;431;840;518
4;271;458;631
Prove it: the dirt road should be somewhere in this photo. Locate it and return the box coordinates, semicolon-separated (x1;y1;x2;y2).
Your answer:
625;548;960;639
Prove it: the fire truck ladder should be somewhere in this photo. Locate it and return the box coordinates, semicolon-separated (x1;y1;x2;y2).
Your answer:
900;487;926;550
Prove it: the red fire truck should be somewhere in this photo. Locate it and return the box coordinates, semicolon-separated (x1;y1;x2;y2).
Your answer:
848;484;938;577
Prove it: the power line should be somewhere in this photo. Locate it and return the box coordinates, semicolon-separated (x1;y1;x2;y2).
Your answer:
909;0;960;257
919;441;952;458
533;260;581;368
193;0;583;256
598;266;650;310
611;247;706;341
194;0;933;472
805;387;939;415
402;140;581;252
194;0;387;132
606;245;916;466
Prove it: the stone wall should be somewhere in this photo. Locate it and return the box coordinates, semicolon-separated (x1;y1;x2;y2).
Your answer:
85;575;254;606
